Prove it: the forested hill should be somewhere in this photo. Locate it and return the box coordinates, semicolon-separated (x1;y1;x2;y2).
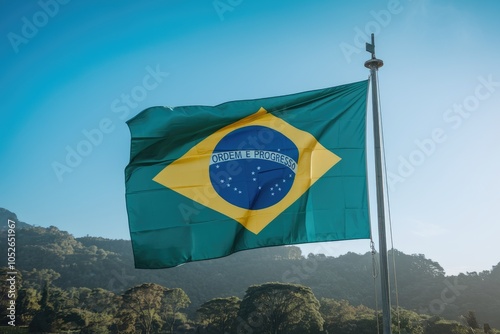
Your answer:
1;207;499;329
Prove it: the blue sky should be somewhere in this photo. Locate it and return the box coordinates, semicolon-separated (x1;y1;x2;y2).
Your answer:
1;0;499;276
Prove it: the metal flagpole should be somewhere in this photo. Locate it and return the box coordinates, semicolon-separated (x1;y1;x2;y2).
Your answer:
365;33;392;334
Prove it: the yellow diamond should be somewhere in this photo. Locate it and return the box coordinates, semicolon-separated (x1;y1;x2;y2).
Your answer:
153;108;341;234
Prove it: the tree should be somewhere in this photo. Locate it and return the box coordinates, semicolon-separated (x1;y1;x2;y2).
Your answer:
29;281;60;333
70;287;120;314
320;298;356;322
319;298;381;334
161;288;191;333
463;310;480;329
121;283;167;334
111;308;138;334
320;298;357;333
64;287;119;333
393;308;424;334
60;308;113;334
16;287;41;325
237;282;324;334
197;296;240;333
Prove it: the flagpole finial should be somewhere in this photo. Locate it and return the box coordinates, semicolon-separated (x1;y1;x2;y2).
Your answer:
364;33;384;70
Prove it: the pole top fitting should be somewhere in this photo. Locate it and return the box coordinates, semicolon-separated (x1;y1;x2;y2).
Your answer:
364;58;384;69
365;33;383;69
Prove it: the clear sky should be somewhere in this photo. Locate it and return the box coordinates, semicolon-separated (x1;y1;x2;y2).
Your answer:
1;0;499;276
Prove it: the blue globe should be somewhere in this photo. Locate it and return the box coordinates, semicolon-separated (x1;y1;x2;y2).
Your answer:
209;125;299;210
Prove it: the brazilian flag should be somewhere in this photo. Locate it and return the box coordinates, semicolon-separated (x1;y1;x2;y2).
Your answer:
125;80;370;269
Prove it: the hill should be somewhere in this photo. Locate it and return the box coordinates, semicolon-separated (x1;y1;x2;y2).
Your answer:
0;208;33;230
0;208;499;329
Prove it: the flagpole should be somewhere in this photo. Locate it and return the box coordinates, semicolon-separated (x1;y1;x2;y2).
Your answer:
365;34;392;334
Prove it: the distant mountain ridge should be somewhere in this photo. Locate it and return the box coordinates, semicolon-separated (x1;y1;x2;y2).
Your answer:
1;208;499;328
0;207;32;230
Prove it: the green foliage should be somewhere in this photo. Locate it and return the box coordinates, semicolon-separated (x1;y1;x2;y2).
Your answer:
28;282;119;333
463;310;480;328
29;307;58;333
197;296;240;333
22;268;60;290
393;308;424;334
66;287;119;332
0;225;125;293
0;326;30;333
111;308;138;334
121;283;166;334
161;287;191;333
423;318;470;334
57;307;113;334
29;282;65;332
119;283;191;334
66;287;120;313
320;298;357;324
320;298;380;334
4;222;499;328
237;282;324;334
16;288;41;325
1;217;500;332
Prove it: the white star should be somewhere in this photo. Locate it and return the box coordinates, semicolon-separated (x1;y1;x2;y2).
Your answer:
216;165;220;169
228;177;232;181
253;178;257;181
257;166;261;170
270;187;274;191
283;179;286;183
275;183;278;187
258;186;262;190
289;174;292;178
238;190;242;194
278;188;281;191
251;171;255;175
271;193;275;196
220;179;225;183
234;187;237;191
227;184;230;187
277;148;281;152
